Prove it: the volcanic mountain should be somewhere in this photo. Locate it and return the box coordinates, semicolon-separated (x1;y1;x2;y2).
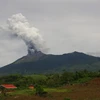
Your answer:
0;51;100;75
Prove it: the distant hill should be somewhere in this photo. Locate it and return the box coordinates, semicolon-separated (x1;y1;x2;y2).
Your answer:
0;51;100;75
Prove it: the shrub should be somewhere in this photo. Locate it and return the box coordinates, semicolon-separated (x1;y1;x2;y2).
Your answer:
35;84;47;96
64;97;71;100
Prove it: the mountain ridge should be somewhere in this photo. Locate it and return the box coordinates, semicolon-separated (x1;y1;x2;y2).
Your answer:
0;51;100;75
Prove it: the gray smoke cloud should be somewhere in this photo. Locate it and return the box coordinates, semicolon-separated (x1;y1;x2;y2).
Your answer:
1;13;48;53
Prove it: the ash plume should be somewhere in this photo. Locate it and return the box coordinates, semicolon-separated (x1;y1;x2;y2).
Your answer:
1;13;48;54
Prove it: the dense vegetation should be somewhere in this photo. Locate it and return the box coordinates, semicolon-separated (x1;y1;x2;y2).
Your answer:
1;70;100;100
0;70;100;88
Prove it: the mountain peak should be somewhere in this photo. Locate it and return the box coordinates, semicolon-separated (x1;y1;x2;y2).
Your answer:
27;49;44;57
14;50;46;64
72;51;84;54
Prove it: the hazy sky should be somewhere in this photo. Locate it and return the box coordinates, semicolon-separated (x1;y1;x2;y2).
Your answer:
0;0;100;67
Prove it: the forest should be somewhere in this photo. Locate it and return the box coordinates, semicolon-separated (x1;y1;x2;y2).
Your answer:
0;70;100;88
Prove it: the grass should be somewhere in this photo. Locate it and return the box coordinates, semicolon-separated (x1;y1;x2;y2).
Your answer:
5;87;70;96
44;88;70;93
11;89;35;95
13;88;69;95
26;74;47;80
0;94;6;100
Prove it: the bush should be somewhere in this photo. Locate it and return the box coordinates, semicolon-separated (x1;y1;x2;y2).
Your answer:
64;97;71;100
35;84;47;96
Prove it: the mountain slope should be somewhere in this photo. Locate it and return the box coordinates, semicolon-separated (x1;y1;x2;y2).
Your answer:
0;51;100;75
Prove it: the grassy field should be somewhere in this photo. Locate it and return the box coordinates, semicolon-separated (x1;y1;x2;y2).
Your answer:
1;77;100;100
25;74;47;80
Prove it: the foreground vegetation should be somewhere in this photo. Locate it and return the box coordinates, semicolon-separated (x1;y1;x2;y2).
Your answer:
1;70;100;88
1;70;100;100
0;70;100;88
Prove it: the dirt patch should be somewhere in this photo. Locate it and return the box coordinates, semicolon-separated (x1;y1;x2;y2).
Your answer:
5;95;51;100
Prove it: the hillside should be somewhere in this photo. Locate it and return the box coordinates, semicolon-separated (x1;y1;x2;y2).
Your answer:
0;51;100;75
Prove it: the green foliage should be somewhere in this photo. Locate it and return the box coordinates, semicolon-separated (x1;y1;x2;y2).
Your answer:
35;84;44;93
60;71;74;85
0;95;6;100
0;70;100;88
46;73;60;87
74;77;91;84
35;84;47;96
64;97;71;100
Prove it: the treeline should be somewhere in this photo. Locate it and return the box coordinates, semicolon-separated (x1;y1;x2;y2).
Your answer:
0;70;100;88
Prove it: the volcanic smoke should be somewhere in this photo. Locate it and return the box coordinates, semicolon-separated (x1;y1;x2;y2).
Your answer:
1;13;48;54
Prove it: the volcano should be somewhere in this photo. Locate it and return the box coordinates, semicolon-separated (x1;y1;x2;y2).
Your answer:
0;51;100;75
14;50;46;64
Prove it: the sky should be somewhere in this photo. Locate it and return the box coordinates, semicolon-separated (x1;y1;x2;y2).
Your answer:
0;0;100;67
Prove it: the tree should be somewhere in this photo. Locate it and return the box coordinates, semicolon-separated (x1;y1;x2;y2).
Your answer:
60;71;73;85
35;84;45;96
